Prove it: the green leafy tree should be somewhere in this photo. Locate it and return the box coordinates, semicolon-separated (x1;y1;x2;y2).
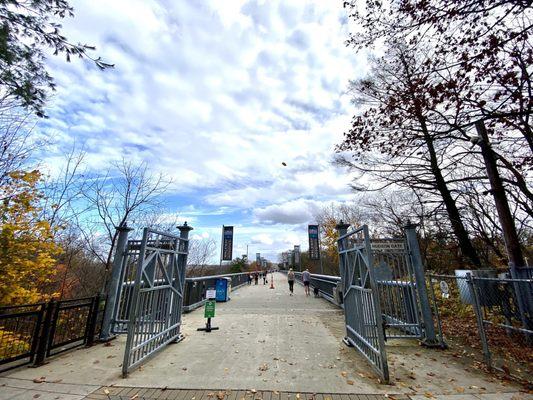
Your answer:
230;257;246;273
0;0;113;116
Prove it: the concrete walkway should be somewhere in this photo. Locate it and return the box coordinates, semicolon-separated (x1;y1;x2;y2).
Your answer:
1;273;531;399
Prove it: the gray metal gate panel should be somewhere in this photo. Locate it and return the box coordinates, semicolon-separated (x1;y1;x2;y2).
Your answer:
372;240;423;339
338;225;389;383
122;228;189;377
112;240;143;334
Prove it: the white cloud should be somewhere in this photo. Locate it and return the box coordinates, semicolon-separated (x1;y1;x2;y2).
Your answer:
37;0;366;261
253;199;320;225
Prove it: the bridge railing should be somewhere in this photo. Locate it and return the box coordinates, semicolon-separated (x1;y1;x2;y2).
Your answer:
183;272;251;312
279;270;342;305
0;295;103;372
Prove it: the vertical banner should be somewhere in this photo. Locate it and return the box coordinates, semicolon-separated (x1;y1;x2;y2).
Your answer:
256;253;260;265
282;252;289;267
308;224;321;260
221;226;234;261
294;245;300;267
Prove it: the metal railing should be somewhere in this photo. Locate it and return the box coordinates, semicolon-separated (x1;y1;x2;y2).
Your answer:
183;272;251;312
428;272;532;383
281;271;342;305
0;303;44;367
0;295;102;371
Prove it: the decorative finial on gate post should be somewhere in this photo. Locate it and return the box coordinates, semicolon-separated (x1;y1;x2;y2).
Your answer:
402;219;419;230
335;220;350;236
115;221;133;232
177;221;193;237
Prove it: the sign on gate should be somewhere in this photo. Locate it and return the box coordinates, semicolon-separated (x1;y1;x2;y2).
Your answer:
308;225;320;260
221;226;233;261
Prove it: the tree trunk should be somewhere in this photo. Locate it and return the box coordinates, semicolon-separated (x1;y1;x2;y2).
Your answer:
398;52;482;268
475;120;526;269
418;115;482;267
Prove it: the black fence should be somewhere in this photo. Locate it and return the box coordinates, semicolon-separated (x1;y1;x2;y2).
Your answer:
0;295;102;371
183;272;251;312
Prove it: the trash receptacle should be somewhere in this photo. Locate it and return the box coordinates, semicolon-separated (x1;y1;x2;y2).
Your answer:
216;277;232;302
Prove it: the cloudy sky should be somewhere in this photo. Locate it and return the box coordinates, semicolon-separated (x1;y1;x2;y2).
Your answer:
39;0;366;262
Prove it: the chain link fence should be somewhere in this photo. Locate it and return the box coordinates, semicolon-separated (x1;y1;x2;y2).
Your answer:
428;272;532;383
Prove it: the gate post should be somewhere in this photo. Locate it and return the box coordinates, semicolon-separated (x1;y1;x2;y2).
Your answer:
335;220;350;333
177;222;193;276
404;223;438;346
335;220;350;279
100;224;132;341
174;222;193;341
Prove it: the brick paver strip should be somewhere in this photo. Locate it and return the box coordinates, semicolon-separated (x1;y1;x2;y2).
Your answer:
82;388;404;400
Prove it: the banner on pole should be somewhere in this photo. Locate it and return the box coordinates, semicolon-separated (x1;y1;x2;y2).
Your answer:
294;245;300;265
221;226;234;261
308;224;321;260
256;252;260;264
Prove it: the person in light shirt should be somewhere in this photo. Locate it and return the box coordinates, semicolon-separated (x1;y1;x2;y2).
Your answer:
287;268;295;296
302;268;311;297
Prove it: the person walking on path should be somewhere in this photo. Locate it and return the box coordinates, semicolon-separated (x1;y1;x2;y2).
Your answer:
302;268;311;297
287;268;295;296
254;273;259;285
263;272;267;285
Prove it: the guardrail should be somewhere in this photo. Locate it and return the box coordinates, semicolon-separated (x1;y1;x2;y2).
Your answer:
183;272;252;312
0;295;103;371
279;271;342;305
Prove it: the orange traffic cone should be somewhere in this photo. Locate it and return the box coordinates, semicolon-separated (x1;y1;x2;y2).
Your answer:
270;273;275;289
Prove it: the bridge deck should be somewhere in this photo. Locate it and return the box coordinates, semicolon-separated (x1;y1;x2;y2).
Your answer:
85;387;395;400
0;273;528;399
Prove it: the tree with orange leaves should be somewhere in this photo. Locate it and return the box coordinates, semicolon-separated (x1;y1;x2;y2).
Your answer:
0;170;61;305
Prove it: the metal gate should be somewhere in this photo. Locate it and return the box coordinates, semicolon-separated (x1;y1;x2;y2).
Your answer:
336;222;437;383
337;224;389;382
122;226;191;377
373;238;423;339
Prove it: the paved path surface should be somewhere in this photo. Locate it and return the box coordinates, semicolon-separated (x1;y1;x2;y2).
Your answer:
1;273;531;399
